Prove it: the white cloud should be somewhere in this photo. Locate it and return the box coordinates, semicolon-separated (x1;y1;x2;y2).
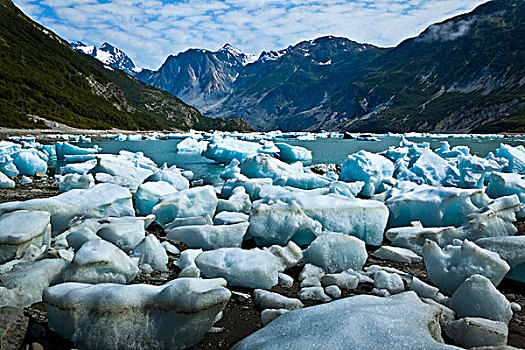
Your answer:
12;0;488;69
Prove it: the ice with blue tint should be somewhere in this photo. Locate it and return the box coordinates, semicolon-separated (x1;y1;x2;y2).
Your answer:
248;186;388;246
64;239;140;284
304;232;368;273
195;247;279;289
166;222;249;250
486;172;525;218
55;141;99;160
152;186;218;225
95;215;155;253
448;274;512;324
411;149;459;187
62;159;96;175
386;195;519;254
495;144;525;174
134;181;177;216
376;182;490;228
176;137;208;153
214;211;248;225
435;141;470;159
43;278;230;350
41;144;57;159
220;159;241;180
422;240;510;295
0;258;67;308
339;150;394;197
0;171;15;189
89;154;156;188
11;149;47;175
0;183;134;235
450;153;506;189
131;235;168;272
0;210;51;263
275;143;312;162
0;155;19;177
216;186;252;214
58;173;94;192
240;154;330;190
476;236;525;283
232;292;456;350
202;136;277;164
221;174;273;200
66;227;100;251
145;165;190;191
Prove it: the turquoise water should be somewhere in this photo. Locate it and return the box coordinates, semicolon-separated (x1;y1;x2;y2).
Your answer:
82;136;525;185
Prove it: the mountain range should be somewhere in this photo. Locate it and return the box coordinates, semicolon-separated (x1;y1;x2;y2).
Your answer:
71;42;143;76
82;0;522;133
0;0;251;131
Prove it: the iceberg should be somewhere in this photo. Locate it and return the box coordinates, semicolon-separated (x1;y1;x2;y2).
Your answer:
203;137;274;164
372;246;422;264
275;143;312;162
11;149;47;176
249;187;388;246
444;317;508;348
58;173;95;192
176;137;208;153
55;141;98;160
377;182;490;228
476;236;525;283
0;210;51;263
145;165;190;191
134;181;177;216
130;235;168;272
89;154;155;190
254;289;303;310
195;248;279;289
152;186;218;225
339;150;394;197
166;222;249;250
64;240;140;284
0;171;15;189
220;159;241;180
221;174;273;201
0;258;67;308
448;274;512;323
233;292;456;350
410;148;458;187
96;215;154;253
422;240;510;295
495;143;525;174
216;186;252;214
304;233;368;273
213;211;249;225
43;278;230;350
486;172;525;217
263;241;303;272
373;271;405;294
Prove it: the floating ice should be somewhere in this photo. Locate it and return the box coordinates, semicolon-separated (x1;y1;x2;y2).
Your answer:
304;233;367;273
422;240;510;295
153;186;218;225
203;137;275;164
476;236;525;283
130;235;168;272
233;292;455;350
64;240;140;284
89;154;155;190
145;165;190;191
55;141;98;160
62;159;96;175
221;174;273;201
495;144;525;174
195;248;279;289
220;159;241;180
43;278;231;350
275;143;312;162
58;173;94;192
166;222;249;250
134;181;177;216
411;148;458;187
0;210;51;263
339;150;394;197
176;137;208;153
448;274;512;324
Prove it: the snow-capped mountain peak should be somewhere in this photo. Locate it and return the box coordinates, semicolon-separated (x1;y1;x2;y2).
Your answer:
218;43;257;66
70;41;142;75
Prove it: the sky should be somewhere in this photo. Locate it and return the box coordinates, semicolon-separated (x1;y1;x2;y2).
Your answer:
12;0;488;70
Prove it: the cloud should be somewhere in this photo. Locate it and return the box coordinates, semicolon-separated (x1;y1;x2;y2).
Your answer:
12;0;488;69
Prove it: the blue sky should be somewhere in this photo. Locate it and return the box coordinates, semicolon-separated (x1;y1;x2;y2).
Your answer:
13;0;488;70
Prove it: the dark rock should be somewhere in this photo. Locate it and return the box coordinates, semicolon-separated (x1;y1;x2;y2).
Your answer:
0;306;29;350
